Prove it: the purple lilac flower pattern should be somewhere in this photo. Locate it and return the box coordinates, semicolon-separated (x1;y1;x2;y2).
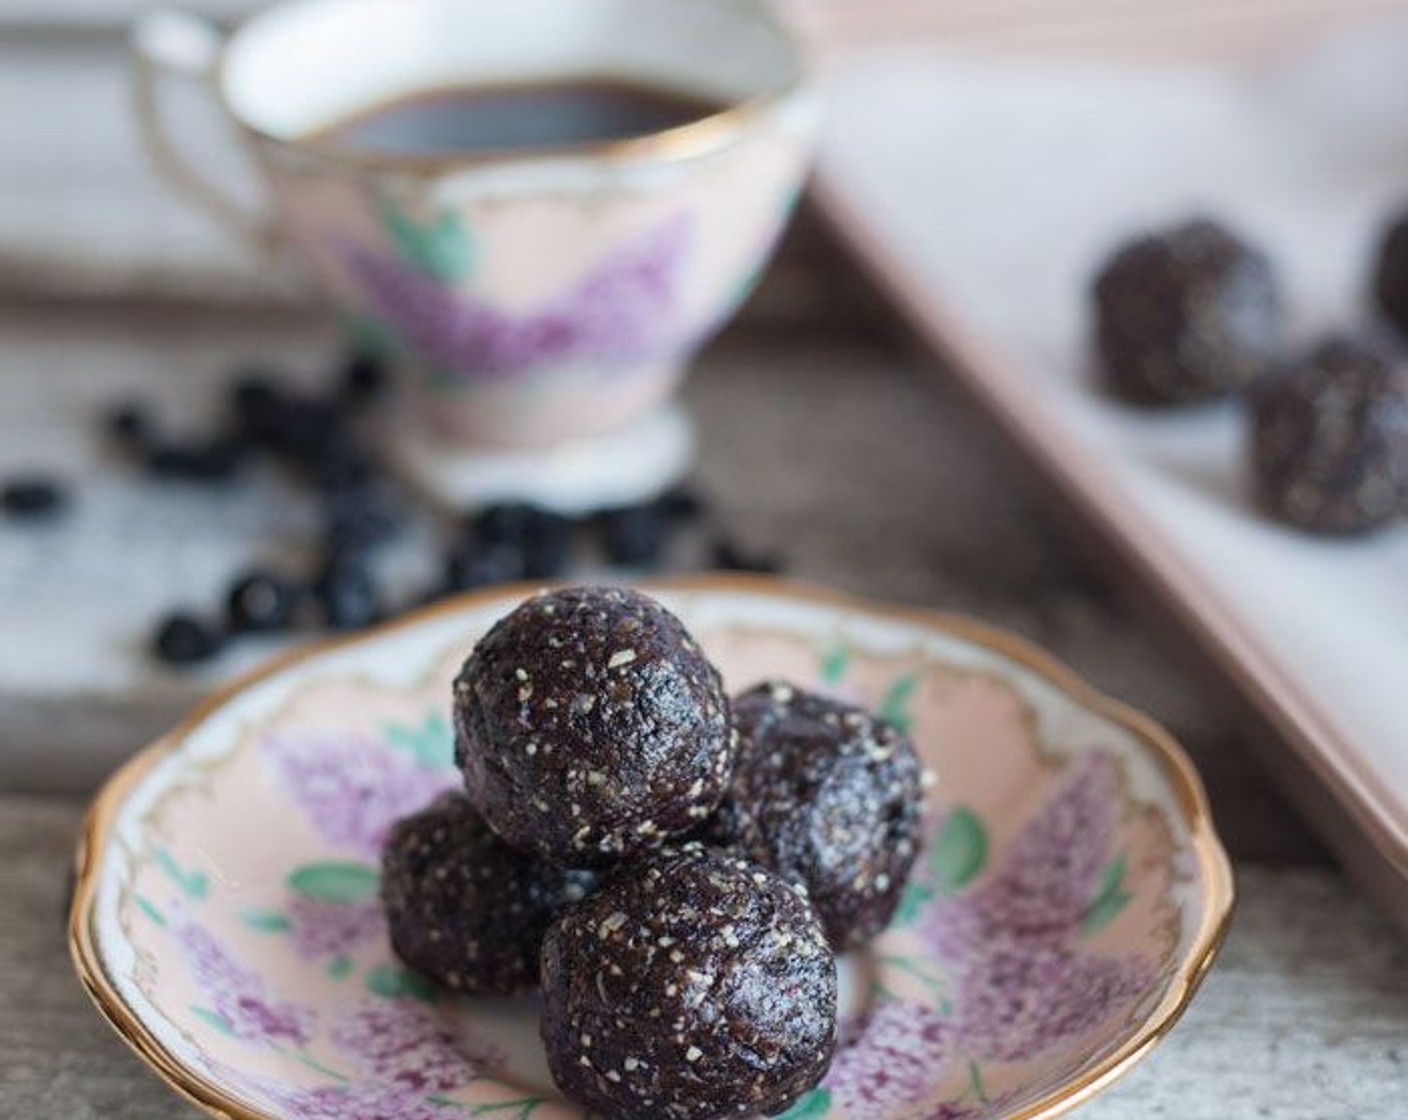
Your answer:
343;213;693;380
264;733;457;862
260;1081;457;1120
172;915;315;1045
918;753;1155;1065
330;998;505;1092
826;1001;955;1120
954;942;1151;1064
923;754;1119;959
287;896;385;961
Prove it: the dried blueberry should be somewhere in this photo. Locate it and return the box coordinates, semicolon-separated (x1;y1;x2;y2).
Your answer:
249;395;346;465
105;403;151;448
445;542;525;591
314;447;379;496
226;569;301;633
469;503;574;577
522;511;573;578
656;483;706;522
146;438;247;483
2;475;68;520
229;368;281;411
471;502;542;547
710;536;783;574
315;556;381;630
153;612;224;665
599;504;669;568
341;348;387;404
229;374;286;444
322;483;403;553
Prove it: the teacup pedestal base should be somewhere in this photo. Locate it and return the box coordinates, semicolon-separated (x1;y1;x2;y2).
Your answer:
386;403;695;515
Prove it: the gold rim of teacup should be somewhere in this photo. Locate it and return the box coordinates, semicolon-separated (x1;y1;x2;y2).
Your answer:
222;0;812;177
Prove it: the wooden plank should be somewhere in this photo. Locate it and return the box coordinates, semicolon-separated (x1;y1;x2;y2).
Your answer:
2;794;1401;1118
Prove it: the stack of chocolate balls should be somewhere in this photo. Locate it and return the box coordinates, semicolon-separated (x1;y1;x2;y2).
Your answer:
380;585;928;1120
1091;216;1408;536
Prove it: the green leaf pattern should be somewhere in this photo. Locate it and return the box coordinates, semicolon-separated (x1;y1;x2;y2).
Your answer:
381;203;476;282
384;712;454;769
286;862;380;903
1081;855;1133;936
929;808;988;895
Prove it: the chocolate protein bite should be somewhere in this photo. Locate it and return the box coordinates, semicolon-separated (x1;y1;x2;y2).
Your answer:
454;586;734;867
381;791;596;995
540;845;837;1120
1249;335;1408;535
1093;218;1283;405
710;682;928;951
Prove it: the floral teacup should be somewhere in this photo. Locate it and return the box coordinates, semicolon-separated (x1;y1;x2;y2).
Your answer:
71;576;1233;1120
133;0;816;451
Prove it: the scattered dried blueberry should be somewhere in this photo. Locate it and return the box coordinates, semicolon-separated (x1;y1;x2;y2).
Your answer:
152;612;224;665
315;555;381;630
146;438;247;483
469;503;575;578
599;504;669;568
710;536;783;574
521;510;574;579
229;374;286;442
226;569;301;634
2;475;68;520
322;482;403;553
105;403;151;449
229;367;281;409
445;541;525;592
656;483;706;522
314;446;379;496
341;348;387;404
471;502;543;547
259;396;347;465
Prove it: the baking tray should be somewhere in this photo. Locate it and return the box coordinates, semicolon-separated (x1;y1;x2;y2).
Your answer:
807;9;1408;924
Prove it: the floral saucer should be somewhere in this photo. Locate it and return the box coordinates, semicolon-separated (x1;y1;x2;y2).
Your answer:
70;576;1233;1120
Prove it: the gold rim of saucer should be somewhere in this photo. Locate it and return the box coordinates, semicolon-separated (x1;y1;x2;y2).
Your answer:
69;573;1234;1120
221;1;812;177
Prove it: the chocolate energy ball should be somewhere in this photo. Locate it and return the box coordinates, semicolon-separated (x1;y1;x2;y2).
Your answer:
540;845;837;1120
1249;335;1408;535
1372;207;1408;337
454;586;734;868
381;791;596;995
712;682;927;951
1093;218;1283;405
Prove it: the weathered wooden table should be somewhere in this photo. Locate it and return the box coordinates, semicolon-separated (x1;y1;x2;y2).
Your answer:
3;3;1406;1116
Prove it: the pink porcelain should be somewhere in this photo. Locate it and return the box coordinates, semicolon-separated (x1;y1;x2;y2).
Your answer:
71;578;1232;1120
133;0;816;450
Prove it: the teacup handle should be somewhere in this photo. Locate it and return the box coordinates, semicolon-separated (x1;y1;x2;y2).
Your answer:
131;10;275;251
